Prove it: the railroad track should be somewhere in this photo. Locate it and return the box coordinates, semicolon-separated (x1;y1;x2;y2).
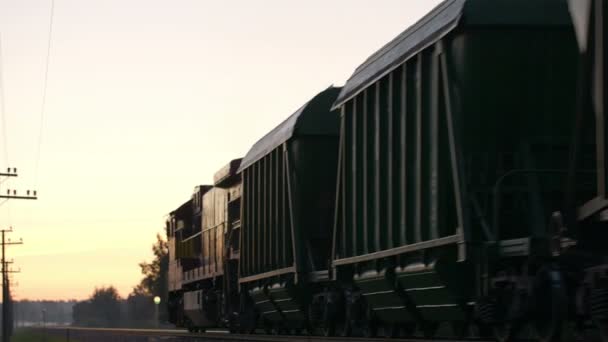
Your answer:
30;326;496;342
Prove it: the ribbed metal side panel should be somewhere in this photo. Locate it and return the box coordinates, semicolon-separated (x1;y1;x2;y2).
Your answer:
240;148;293;278
334;43;459;263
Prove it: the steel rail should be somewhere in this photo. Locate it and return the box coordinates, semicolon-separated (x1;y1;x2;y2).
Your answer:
32;326;495;342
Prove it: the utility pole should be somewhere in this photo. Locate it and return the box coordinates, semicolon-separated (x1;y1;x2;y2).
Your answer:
0;168;38;201
0;230;21;342
5;266;18;337
0;168;34;342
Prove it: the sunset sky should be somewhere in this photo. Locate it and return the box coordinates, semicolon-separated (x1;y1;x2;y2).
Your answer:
0;0;441;300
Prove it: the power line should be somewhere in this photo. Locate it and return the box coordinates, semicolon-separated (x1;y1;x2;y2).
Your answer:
34;0;56;187
0;34;8;167
0;33;14;230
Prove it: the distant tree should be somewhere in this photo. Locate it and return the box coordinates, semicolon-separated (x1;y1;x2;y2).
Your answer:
133;234;168;298
131;233;168;323
126;293;154;327
91;286;122;327
73;286;123;327
72;300;94;326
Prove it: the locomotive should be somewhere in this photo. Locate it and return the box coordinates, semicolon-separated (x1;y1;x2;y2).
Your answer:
166;0;608;341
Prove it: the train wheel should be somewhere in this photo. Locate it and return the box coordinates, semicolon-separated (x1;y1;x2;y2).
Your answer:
594;319;608;342
477;288;522;341
321;321;335;337
476;323;492;338
388;322;413;337
532;267;566;342
362;309;378;337
341;321;351;337
491;301;521;342
263;321;272;335
591;288;608;342
496;305;526;342
341;296;355;337
362;325;377;337
388;323;400;337
319;288;343;337
492;322;517;342
452;321;468;338
185;318;197;333
422;322;439;338
402;322;416;337
362;321;378;337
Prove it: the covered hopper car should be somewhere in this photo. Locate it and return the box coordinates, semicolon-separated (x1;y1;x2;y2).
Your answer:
328;0;606;341
167;86;342;333
166;0;608;341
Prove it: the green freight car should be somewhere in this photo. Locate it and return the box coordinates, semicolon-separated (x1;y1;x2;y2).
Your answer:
329;0;605;340
237;87;341;332
165;0;608;340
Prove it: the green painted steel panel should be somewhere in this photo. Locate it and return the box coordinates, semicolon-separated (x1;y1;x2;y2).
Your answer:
405;287;453;306
334;0;572;108
250;287;281;321
452;27;583;241
418;305;463;322
332;0;582;276
239;87;341;172
373;308;412;323
335;46;459;262
267;283;307;322
240;88;341;282
393;258;472;321
354;270;414;322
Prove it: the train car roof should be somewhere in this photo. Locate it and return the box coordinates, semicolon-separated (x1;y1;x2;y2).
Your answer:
333;0;572;109
238;86;341;172
170;199;192;217
568;0;592;52
214;158;242;187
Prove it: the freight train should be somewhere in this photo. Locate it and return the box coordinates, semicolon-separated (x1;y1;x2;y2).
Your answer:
165;0;608;341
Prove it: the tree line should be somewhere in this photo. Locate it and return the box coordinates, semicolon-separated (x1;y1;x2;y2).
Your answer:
10;300;75;326
71;234;168;328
